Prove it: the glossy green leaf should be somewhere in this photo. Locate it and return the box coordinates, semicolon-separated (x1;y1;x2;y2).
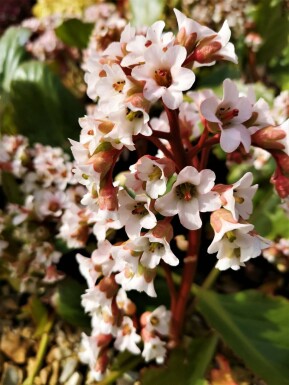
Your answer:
54;277;90;329
197;289;289;385
141;334;217;385
10;61;84;146
0;26;31;92
129;0;165;27
55;19;94;49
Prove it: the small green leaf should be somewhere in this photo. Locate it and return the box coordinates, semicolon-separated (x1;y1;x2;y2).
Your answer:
197;289;289;385
141;334;217;385
54;277;90;329
55;19;94;49
129;0;165;27
10;61;85;146
0;26;31;91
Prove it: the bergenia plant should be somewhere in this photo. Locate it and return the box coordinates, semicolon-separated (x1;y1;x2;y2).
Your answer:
67;8;289;382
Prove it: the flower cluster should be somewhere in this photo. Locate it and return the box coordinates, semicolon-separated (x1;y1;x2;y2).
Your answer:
0;135;95;290
65;8;289;379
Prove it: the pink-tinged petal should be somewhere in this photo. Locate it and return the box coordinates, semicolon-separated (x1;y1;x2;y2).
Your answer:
143;44;163;67
140;212;157;229
220;126;244;153
162;249;179;266
144;81;165;102
176;166;200;186
147;20;165;41
222;79;238;104
218;21;231;44
200;97;221;123
235;125;252;152
165;45;187;68
162;89;183;110
155;191;178;216
198;169;216;193
233;97;253;123
178;199;202;230
171;67;195;91
125;218;142;238
132;64;153;81
198;191;221;212
174;8;186;29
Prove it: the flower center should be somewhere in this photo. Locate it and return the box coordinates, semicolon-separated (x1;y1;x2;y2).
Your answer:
154;69;172;88
225;230;236;243
148;165;162;181
217;106;239;125
150;316;160;326
126;108;143;121
112;80;125;93
175;182;197;201
132;202;148;216
148;242;163;253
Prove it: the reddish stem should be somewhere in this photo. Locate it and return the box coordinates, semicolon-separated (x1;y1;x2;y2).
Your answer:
171;229;201;345
164;106;187;171
146;136;175;161
161;261;177;312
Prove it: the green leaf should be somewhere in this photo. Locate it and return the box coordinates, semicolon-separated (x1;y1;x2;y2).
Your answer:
197;289;289;385
141;334;217;385
10;61;84;146
54;277;90;329
55;19;94;49
129;0;165;27
250;186;289;239
253;0;289;63
0;26;31;91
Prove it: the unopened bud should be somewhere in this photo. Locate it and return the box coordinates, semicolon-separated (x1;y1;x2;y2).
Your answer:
98;184;118;211
271;172;289;198
210;209;237;233
251;126;286;151
193;38;222;64
98;276;119;298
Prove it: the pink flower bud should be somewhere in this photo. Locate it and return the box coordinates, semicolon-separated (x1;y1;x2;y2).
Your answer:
271;172;289;198
192;39;222;64
210;208;238;233
150;220;174;242
98;184;119;211
252;126;286;151
98;276;119;298
272;151;289;175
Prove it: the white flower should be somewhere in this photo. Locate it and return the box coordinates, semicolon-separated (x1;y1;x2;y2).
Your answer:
174;9;237;65
114;316;141;355
142;336;167;364
155;166;221;230
121;20;174;67
201;79;253;152
96;64;133;112
118;190;157;239
134;156;168;199
132;45;195;110
145;305;171;335
216;172;258;220
208;209;270;270
125;234;179;269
